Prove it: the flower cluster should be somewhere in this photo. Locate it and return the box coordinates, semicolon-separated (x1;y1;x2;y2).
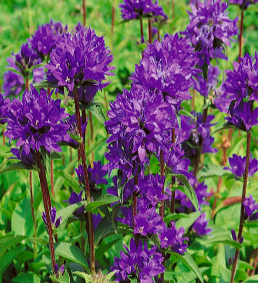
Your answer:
112;238;165;282
131;33;200;102
119;0;167;20
5;86;70;154
192;213;212;235
243;195;258;221
0;94;10;125
42;207;62;228
181;0;238;66
46;28;114;100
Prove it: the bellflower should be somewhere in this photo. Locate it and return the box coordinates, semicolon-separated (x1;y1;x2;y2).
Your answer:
231;228;244;244
54;264;65;276
192;213;212;235
64;190;84;218
224;53;258;103
29;20;67;60
119;0;167;20
111;238;165;282
105;85;174;164
46;28;114;96
243;195;258;221
42;206;62;228
5;86;70;155
181;0;238;66
0;94;10;125
225;100;258;131
131;33;200;102
159;221;188;254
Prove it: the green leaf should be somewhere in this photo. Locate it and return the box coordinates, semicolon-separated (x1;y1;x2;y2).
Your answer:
168;252;204;283
207;233;242;249
50;152;63;160
94;215;113;246
0;161;33;175
5;67;22;75
0;156;11;171
86;195;119;213
54;242;90;273
56;201;88;233
179;109;196;120
244;275;258;282
0;235;28;258
30;62;46;70
33;80;58;89
85;137;107;159
11;198;34;237
54;169;81;193
198;164;231;179
212;123;237;135
170;174;199;211
26;237;48;246
176;211;201;233
244;220;258;227
73;272;91;282
164;213;189;223
0;246;26;274
13;273;41;283
50;271;70;283
95;238;121;261
80;101;106;125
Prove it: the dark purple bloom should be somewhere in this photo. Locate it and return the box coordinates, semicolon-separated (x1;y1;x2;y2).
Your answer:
0;94;10;125
111;238;165;282
192;213;212;235
225;100;258;131
105;85;174;165
225;53;258;103
196;113;216;138
229;0;258;9
5;86;70;155
181;0;238;67
119;0;167;20
93;213;102;230
131;34;200;102
243;195;258;221
46;28;114;95
64;189;84;218
54;263;65;276
213;82;231;113
29;20;67;60
231;228;244;244
202;136;218;154
42;206;62;228
75;161;108;189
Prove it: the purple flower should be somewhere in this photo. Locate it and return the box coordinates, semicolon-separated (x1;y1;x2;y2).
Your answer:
29;20;67;60
64;190;84;218
5;86;70;155
131;34;200;101
46;28;114;95
119;0;167;20
111;238;165;282
93;213;102;230
13;43;41;77
54;264;65;276
225;100;258;132
225;53;258;103
42;206;62;228
192;213;212;235
231;228;244;244
213;82;231;113
243;195;258;221
229;0;258;9
196;113;216;138
159;221;188;254
105;85;174;165
181;0;238;67
0;94;10;125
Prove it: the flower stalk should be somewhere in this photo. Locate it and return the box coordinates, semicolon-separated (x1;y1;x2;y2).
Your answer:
230;130;252;283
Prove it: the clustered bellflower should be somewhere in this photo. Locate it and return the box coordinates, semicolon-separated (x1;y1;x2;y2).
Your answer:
5;86;70;155
0;94;10;125
46;28;114;102
181;0;238;66
112;238;165;282
119;0;167;20
42;206;62;228
243;195;258;221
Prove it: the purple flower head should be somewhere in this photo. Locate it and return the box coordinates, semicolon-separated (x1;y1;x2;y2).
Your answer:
225;53;258;103
119;0;167;20
5;86;70;155
64;189;84;218
105;85;174;165
243;195;258;221
133;207;163;236
111;238;165;282
192;213;212;235
131;33;200;101
213;82;231;113
229;0;258;10
29;20;67;60
181;0;238;67
159;221;188;254
33;67;45;83
9;148;36;169
42;206;62;228
231;228;244;244
162;144;191;178
225;100;258;132
93;213;102;230
13;43;41;77
196;113;216;138
54;264;65;276
116;206;133;228
0;94;10;125
46;28;114;95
